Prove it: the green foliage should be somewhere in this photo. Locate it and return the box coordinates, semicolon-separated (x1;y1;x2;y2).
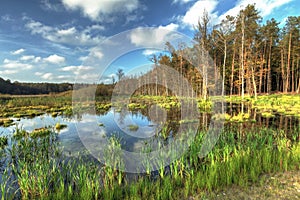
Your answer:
0;135;8;148
0;118;14;127
1;125;299;199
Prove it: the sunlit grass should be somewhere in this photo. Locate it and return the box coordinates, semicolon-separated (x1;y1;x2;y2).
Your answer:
0;124;299;199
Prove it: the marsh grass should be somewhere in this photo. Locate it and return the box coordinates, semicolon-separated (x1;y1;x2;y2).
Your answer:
0;136;8;148
0;118;14;127
55;123;67;131
0;124;299;199
1;94;300;199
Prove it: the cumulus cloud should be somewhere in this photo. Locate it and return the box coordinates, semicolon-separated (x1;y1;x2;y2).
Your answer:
44;54;66;64
180;0;293;29
25;19;105;46
61;0;139;21
130;24;180;47
60;65;94;75
11;48;25;55
0;70;18;75
41;73;54;80
20;55;35;61
35;72;55;80
219;0;293;21
2;59;33;70
181;0;218;29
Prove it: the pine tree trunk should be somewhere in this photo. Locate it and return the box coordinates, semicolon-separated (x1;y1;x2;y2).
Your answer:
230;39;236;97
222;40;227;96
291;57;295;92
267;37;272;94
285;32;292;93
241;12;245;103
281;48;286;93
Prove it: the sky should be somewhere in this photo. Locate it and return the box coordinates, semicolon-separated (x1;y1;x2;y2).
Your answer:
0;0;299;84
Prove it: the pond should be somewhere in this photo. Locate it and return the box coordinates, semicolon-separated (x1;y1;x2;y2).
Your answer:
1;103;299;156
0;102;299;198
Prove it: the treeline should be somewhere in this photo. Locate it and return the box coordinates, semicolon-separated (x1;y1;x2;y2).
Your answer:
120;4;300;99
0;77;114;96
0;77;73;95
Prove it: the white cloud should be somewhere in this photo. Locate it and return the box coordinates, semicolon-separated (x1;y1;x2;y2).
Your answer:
11;48;25;55
219;0;293;21
79;56;88;62
130;24;180;47
173;0;196;4
90;48;104;60
2;59;33;70
76;73;99;83
61;0;139;21
57;27;76;36
60;65;94;75
41;0;63;12
57;75;72;79
1;15;13;22
41;73;54;80
34;57;42;63
0;70;18;75
20;55;35;61
142;49;161;56
20;55;42;63
44;54;66;64
85;24;105;32
181;0;219;29
25;19;105;46
35;71;72;81
3;59;10;64
178;0;292;29
163;23;179;31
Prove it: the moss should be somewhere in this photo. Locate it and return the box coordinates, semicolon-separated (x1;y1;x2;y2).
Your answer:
96;103;112;111
0;118;14;127
55;123;67;131
51;112;59;117
31;128;52;138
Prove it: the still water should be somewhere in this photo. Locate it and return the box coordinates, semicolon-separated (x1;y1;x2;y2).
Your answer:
0;105;299;156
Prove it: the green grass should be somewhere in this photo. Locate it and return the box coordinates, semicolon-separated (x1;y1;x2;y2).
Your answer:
0;135;8;148
0;94;300;199
0;124;299;199
0;118;14;127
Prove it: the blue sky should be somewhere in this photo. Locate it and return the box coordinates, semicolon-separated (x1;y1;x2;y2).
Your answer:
0;0;299;83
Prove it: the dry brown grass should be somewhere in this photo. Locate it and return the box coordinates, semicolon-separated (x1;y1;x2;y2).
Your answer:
199;170;300;200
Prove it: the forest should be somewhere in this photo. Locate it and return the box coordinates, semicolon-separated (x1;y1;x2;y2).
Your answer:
119;4;300;99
